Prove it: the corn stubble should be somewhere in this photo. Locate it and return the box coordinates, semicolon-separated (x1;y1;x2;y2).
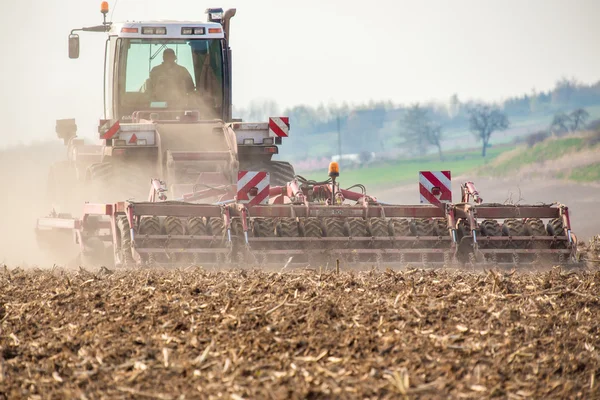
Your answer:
0;265;599;399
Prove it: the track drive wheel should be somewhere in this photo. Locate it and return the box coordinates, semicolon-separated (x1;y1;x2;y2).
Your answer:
300;217;323;238
411;219;436;248
300;217;324;258
207;217;225;238
252;218;276;238
162;216;185;264
187;217;209;236
388;218;412;249
368;218;390;249
187;217;209;264
137;216;161;264
322;217;348;264
249;218;276;264
547;218;567;249
276;218;300;250
346;218;369;237
322;218;346;237
116;216;134;267
526;218;550;250
479;219;502;248
502;218;527;249
411;219;436;236
433;218;448;237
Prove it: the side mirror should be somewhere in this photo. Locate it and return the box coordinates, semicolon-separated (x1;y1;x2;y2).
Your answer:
68;34;80;59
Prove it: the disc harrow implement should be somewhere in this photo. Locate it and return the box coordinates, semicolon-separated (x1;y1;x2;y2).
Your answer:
35;167;580;269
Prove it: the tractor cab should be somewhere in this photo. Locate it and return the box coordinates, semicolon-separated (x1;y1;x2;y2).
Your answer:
69;6;235;123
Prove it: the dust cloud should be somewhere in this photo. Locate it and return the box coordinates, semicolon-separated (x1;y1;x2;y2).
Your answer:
0;142;67;266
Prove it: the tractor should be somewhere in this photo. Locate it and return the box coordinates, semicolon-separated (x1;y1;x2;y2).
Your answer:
47;3;295;215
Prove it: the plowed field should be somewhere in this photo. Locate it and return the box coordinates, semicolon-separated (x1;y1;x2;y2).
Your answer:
1;267;599;399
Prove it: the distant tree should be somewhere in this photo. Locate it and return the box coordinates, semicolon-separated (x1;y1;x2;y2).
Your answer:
400;104;428;156
529;88;538;113
426;123;444;161
550;112;572;134
400;103;444;160
467;104;509;157
569;108;589;131
448;94;461;118
552;77;579;106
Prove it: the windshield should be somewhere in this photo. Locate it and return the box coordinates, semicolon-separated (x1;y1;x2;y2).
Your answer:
116;38;224;120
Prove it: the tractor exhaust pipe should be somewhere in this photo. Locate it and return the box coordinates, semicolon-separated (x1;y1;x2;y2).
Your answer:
223;8;236;40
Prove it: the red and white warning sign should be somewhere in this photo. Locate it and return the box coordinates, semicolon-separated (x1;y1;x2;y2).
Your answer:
419;171;452;206
237;171;270;206
268;117;289;137
100;120;121;140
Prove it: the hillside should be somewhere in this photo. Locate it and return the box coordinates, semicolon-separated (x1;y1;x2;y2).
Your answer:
480;130;600;183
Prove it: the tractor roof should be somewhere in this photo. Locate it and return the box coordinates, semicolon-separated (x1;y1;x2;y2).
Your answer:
109;21;225;39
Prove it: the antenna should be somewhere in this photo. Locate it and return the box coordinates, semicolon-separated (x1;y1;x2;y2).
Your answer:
110;0;119;22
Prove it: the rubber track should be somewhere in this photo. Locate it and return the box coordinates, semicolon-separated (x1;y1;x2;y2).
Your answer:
164;216;186;262
547;218;565;236
322;218;345;237
229;218;244;237
299;217;323;251
277;218;300;249
368;217;390;249
411;219;436;236
525;218;546;236
502;218;527;249
301;218;323;238
252;218;276;237
268;161;296;187
346;218;369;237
139;216;161;234
526;218;550;249
277;218;299;237
207;217;225;238
412;218;437;248
433;218;448;237
116;215;134;266
187;217;209;236
163;216;185;236
456;219;472;240
547;218;567;249
388;218;412;248
479;219;502;249
138;216;161;263
368;218;389;237
502;219;527;236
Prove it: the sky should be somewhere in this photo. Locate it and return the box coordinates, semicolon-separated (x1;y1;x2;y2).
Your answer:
1;0;599;146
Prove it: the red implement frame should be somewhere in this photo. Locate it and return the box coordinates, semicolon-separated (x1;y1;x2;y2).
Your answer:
36;178;579;268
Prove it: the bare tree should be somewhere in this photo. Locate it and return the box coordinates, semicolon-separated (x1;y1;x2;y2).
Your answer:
569;108;589;131
426;124;444;161
550;112;571;134
400;104;444;160
467;104;509;157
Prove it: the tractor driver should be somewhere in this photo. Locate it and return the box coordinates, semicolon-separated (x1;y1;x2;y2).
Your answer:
148;48;196;105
